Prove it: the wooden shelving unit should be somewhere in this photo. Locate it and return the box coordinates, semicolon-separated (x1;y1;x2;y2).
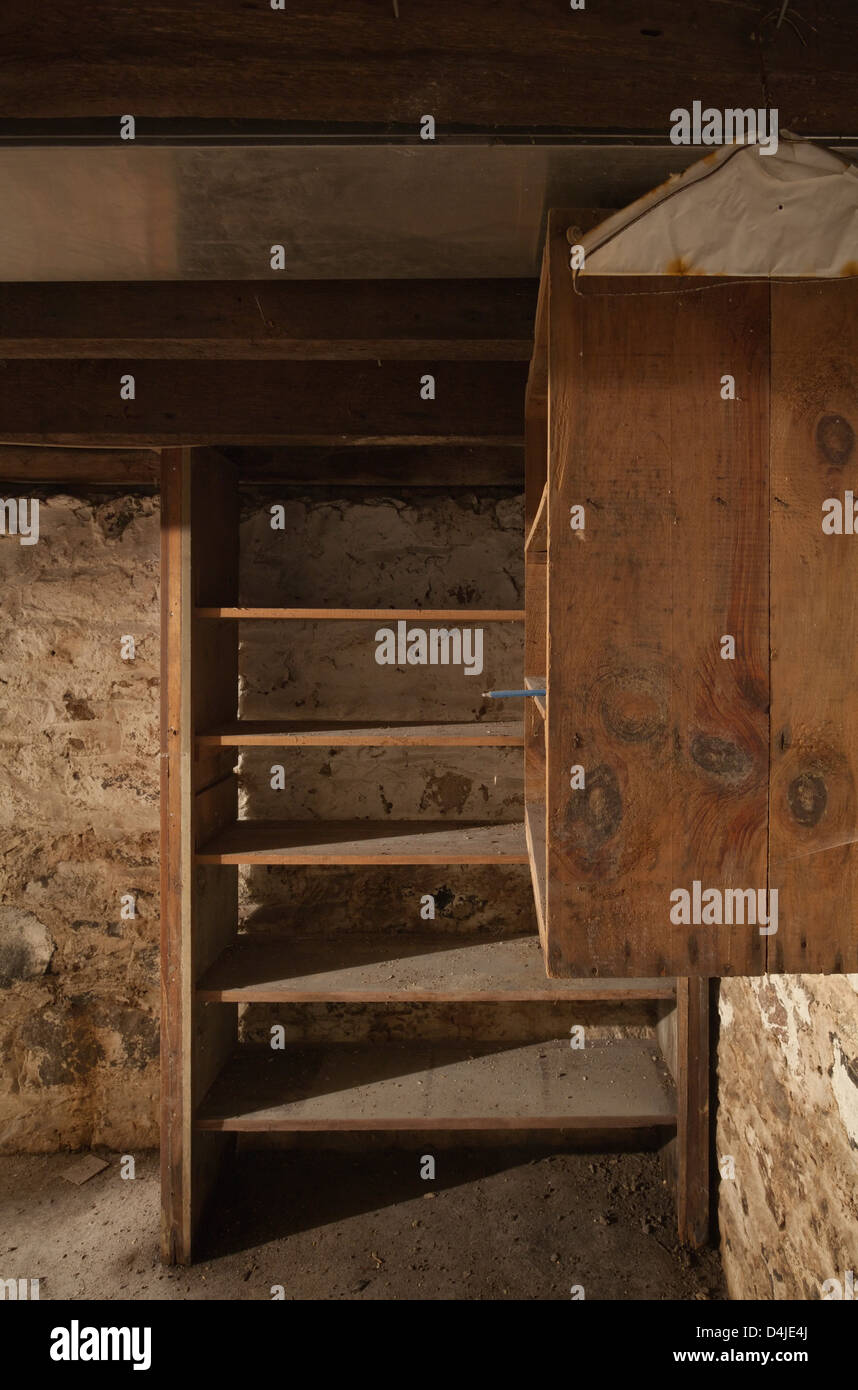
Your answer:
161;444;689;1263
160;246;709;1260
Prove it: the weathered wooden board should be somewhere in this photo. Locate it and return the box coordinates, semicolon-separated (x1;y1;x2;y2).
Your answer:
197;933;675;1003
228;445;525;487
1;1;853;131
524;313;549;949
196;719;524;746
0;279;536;359
160;447;239;1265
0;360;527;445
198;606;523;621
159;446;189;1266
675;978;710;1246
544;249;769;976
769;280;858;974
197;819;529;865
196;1039;676;1131
0;445;159;484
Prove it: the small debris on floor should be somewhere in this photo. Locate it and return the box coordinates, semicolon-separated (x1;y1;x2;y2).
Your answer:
61;1154;109;1186
2;1149;727;1301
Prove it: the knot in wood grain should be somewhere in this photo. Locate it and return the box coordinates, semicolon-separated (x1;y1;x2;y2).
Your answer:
816;414;855;468
690;733;753;784
787;772;828;827
599;674;667;744
561;763;622;854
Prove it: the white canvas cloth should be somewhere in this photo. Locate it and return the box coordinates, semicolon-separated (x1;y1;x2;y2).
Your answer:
578;137;858;277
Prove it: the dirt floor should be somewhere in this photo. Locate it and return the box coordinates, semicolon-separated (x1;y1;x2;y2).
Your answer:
1;1147;725;1301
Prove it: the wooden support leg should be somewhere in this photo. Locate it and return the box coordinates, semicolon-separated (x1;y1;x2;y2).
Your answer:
676;976;710;1247
160;446;238;1264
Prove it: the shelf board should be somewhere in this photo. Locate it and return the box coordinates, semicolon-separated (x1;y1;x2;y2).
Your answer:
197;932;676;1002
196;719;524;747
524;674;546;719
196;607;525;621
196;819;529;865
196;1039;677;1132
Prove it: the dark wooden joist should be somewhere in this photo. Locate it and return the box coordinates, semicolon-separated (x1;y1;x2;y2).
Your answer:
0;443;524;487
1;2;856;132
227;445;523;486
0;280;537;361
0;445;159;484
0;360;527;446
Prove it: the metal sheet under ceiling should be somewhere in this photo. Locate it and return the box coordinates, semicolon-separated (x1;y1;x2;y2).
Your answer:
0;142;730;281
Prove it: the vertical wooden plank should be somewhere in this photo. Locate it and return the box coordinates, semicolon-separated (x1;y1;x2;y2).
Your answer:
675;977;710;1247
525;237;549;947
525;409;548;948
769;281;858;975
188;450;239;1255
160;447;239;1265
545;240;769;977
159;446;191;1264
655;998;679;1218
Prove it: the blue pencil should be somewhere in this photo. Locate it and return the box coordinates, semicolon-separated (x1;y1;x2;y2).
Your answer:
482;688;546;698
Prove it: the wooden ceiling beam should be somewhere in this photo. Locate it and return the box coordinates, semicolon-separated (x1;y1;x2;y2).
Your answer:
227;445;524;486
0;280;538;361
0;446;159;484
1;2;855;132
0;444;524;487
0;360;527;446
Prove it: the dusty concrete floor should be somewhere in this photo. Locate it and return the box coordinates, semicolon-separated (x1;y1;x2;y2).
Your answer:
0;1148;725;1301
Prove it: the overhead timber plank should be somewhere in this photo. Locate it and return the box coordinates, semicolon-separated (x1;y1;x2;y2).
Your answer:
769;280;858;975
0;445;159;484
0;360;526;445
0;280;536;359
0;443;524;487
1;1;854;132
196;1039;677;1132
225;446;525;487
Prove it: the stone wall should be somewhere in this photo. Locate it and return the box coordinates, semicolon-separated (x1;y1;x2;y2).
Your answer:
717;974;858;1299
0;488;161;1152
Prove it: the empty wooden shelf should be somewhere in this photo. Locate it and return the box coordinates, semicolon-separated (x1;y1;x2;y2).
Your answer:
196;719;524;747
197;606;524;621
196;819;529;865
196;1039;677;1132
197;933;676;1002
